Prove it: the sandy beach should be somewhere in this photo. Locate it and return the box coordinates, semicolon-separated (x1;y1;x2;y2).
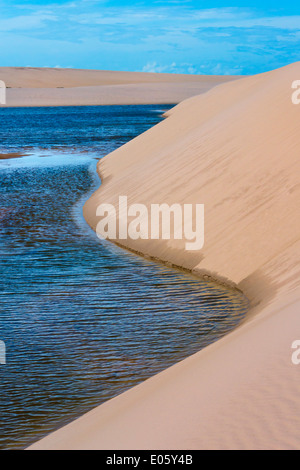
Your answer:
27;62;300;450
0;67;239;107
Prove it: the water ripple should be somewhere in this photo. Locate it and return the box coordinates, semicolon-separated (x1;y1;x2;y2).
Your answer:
0;106;248;449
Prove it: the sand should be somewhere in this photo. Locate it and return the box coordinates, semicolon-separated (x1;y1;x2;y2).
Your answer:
28;63;300;450
0;67;239;107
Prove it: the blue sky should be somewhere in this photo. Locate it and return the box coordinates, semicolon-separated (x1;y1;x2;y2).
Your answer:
0;0;299;75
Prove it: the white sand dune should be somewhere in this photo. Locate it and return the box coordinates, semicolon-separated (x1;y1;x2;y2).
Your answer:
0;66;237;88
4;82;234;107
29;63;300;450
0;67;238;106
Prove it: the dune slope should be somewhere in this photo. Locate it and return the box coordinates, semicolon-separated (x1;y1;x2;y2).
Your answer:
29;63;300;449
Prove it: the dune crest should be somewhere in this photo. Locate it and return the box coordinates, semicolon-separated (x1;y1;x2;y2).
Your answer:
30;63;300;450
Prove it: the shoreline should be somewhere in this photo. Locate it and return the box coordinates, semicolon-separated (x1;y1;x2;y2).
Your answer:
29;63;300;449
105;239;244;294
0;100;177;109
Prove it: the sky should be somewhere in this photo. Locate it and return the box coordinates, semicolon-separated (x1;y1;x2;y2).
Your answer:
0;0;299;75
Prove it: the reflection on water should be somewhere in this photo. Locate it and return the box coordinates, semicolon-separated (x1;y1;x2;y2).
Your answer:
0;106;248;449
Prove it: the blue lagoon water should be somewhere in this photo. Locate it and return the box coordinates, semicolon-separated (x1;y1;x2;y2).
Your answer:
0;106;248;449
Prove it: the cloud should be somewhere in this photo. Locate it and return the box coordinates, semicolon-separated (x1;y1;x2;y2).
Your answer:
0;2;299;74
0;13;57;31
142;61;179;73
144;61;203;74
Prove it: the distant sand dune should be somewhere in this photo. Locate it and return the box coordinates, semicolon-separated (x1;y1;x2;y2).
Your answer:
29;63;300;450
0;66;238;88
0;67;240;106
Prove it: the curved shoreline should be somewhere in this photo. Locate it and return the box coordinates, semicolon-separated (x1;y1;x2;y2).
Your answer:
29;63;300;450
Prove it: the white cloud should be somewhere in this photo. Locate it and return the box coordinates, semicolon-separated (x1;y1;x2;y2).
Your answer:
0;13;57;32
0;2;299;75
142;61;199;74
142;62;171;73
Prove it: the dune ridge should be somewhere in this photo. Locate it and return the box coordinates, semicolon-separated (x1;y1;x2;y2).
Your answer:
29;63;300;450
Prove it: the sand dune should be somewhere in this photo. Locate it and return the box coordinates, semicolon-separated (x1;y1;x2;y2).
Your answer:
0;67;239;106
0;66;237;88
4;82;233;107
29;63;300;450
